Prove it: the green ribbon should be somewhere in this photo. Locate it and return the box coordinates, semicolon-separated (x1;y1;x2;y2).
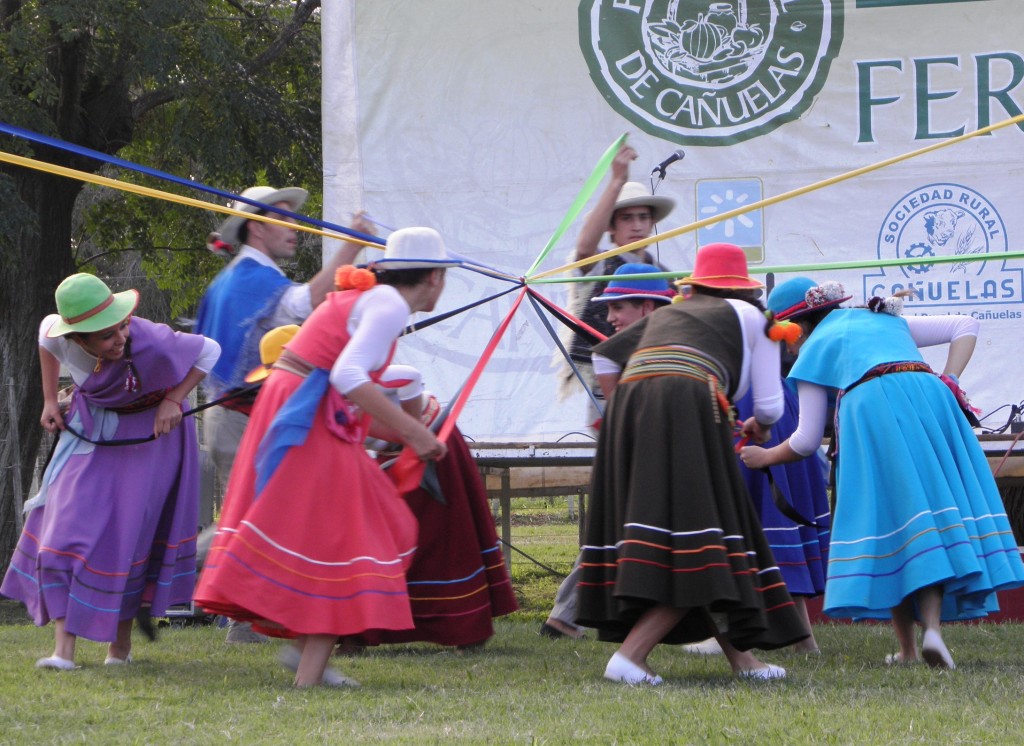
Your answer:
523;133;627;278
526;248;1024;284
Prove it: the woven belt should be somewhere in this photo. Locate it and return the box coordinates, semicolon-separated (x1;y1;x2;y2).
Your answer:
108;390;169;414
620;345;727;386
620;345;733;424
843;360;933;396
273;349;316;379
829;360;934;469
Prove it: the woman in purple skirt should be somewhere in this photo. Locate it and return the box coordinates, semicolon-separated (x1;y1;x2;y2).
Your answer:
1;274;220;670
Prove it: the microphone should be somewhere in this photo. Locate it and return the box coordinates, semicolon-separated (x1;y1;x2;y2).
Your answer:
651;149;685;178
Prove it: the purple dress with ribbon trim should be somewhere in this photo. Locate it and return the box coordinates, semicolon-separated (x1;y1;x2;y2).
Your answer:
1;318;205;642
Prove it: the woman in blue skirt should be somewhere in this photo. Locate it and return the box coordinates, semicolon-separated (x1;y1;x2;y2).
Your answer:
741;277;1024;669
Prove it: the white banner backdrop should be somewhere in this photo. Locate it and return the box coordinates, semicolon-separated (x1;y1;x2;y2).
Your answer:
323;0;1024;441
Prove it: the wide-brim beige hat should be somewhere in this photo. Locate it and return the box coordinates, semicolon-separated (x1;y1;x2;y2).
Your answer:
217;186;309;245
368;227;462;270
613;181;675;224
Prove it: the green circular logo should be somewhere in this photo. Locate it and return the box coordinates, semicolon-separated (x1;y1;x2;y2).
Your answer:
579;0;844;145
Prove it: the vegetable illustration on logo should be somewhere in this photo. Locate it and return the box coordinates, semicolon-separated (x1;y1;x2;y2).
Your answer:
649;2;769;84
579;0;844;145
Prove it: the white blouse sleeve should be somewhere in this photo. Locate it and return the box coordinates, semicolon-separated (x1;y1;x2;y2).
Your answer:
38;315;95;384
329;286;409;395
789;382;830;457
592;352;622;376
728;300;783;425
271;283;314;326
38;315;64;358
193;337;222;374
905;314;979;347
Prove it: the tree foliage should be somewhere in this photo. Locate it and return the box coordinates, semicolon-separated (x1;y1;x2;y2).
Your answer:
0;0;325;561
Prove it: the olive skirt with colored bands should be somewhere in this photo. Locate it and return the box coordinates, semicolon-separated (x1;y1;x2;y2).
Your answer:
576;372;811;651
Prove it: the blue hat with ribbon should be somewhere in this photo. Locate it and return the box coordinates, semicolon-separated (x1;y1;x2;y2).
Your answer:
768;277;851;320
593;263;676;304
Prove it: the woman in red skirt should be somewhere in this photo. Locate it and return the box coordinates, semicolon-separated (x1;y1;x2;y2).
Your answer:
196;227;460;687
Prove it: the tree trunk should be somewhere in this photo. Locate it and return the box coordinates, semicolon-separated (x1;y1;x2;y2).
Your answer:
0;166;80;568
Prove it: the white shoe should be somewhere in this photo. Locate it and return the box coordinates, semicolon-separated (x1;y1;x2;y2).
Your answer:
225;620;269;644
738;663;786;680
921;629;955;670
278;644;302;670
320;668;361;688
104;654;132;666
681;638;724;655
603;652;663;686
36;655;78;670
884;652;918;666
278;644;360;688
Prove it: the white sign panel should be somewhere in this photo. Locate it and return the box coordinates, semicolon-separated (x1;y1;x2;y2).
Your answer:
323;0;1024;440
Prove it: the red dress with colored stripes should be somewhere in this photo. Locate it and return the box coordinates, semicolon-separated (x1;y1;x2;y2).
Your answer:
194;289;418;637
349;426;518;647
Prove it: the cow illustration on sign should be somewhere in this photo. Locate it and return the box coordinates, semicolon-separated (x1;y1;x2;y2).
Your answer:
923;208;982;275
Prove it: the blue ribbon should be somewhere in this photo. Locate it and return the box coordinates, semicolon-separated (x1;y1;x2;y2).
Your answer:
0;120;379;245
253;369;330;496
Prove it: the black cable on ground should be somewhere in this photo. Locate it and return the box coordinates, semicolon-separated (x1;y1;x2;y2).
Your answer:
498;537;570;579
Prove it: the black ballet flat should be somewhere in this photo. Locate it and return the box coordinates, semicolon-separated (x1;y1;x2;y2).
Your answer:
135;605;157;642
539;622;585;640
539;622;566;639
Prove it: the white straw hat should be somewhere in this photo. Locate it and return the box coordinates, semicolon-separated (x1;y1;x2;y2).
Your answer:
217;186;309;245
369;227;461;270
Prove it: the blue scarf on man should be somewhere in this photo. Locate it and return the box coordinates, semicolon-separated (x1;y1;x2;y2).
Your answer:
196;256;293;395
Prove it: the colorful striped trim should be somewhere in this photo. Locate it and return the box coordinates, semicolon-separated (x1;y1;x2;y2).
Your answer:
211;538;410;585
829;508;963;546
619;345;734;423
215;552;411;602
405;601;497;619
619;345;728;388
238;521;416;568
407;565;487;586
409;584;489;602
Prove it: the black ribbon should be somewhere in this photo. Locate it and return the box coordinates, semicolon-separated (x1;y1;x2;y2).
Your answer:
758;466;829;530
57;383;263;447
401;286;519;336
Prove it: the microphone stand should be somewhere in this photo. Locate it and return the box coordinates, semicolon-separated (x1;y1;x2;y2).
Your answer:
648;169;670;264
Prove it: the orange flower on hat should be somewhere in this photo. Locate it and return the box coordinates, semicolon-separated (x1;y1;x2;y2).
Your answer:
334;265;377;291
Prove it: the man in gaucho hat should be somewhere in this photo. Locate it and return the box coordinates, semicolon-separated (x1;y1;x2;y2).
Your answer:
557;143;675;422
195;185;363;642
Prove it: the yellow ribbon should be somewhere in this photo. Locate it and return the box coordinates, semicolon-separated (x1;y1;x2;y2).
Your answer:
528;112;1024;281
0;149;385;251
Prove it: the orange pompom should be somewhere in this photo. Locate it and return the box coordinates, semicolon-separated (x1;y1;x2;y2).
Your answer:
349;267;377;291
782;322;803;344
768;320;803;344
334;265;377;291
334;265;355;289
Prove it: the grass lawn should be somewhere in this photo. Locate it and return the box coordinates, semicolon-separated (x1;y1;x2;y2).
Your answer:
2;498;1024;744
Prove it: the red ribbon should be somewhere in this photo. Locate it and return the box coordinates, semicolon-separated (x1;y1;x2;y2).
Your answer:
390;288;528;493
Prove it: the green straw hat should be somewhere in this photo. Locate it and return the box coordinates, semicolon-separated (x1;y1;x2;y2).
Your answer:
46;273;140;337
